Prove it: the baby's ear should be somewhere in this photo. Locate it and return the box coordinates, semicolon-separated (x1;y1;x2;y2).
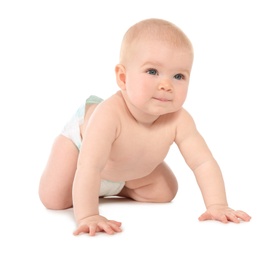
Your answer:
115;64;126;90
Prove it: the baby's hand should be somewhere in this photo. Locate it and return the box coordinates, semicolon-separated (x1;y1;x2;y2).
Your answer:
73;215;122;236
198;205;251;223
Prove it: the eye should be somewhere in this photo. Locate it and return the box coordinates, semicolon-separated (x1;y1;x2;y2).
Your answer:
146;68;158;75
174;74;185;80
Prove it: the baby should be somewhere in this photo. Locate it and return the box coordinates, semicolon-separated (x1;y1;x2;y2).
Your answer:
39;18;251;236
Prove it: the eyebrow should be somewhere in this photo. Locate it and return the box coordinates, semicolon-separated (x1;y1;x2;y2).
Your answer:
141;61;163;68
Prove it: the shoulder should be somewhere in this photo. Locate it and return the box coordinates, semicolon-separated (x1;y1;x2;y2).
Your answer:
95;91;124;113
174;107;196;126
172;108;198;143
84;92;124;135
94;91;131;126
162;107;195;128
90;92;121;118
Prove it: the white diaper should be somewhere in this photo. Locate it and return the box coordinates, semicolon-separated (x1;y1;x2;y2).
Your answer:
61;103;85;150
99;179;125;197
61;95;104;150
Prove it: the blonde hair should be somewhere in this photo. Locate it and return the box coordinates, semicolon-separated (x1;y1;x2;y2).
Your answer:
119;18;193;64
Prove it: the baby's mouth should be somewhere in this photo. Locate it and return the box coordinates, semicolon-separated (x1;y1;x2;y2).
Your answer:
153;97;170;102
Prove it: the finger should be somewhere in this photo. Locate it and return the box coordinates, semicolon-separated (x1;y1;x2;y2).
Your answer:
108;222;122;232
88;224;97;236
218;214;228;223
198;212;211;221
199;212;228;223
73;225;90;236
109;220;122;227
225;212;240;223
98;222;115;235
235;210;252;222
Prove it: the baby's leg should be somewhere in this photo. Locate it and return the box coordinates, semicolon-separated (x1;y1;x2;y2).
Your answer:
119;162;178;203
39;135;78;209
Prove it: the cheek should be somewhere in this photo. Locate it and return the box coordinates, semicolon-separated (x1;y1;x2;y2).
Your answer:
125;73;138;90
124;79;143;104
126;75;150;95
181;88;188;99
175;87;188;104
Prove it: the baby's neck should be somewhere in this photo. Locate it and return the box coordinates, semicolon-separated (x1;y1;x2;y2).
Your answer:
119;91;160;126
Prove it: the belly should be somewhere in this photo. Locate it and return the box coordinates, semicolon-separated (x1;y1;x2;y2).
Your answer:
101;149;169;182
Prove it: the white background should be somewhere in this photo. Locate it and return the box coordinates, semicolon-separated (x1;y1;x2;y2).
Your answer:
1;0;265;259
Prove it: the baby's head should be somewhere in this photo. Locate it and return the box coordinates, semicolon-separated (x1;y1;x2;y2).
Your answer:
119;18;193;65
116;18;194;117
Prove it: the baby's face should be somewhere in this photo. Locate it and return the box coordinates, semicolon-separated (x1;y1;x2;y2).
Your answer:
122;39;193;117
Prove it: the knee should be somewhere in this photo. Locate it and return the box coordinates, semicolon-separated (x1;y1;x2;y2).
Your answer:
154;166;178;202
157;178;178;203
39;183;72;210
39;192;71;210
154;162;178;202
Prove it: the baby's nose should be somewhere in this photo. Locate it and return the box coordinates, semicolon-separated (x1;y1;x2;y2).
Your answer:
158;80;173;92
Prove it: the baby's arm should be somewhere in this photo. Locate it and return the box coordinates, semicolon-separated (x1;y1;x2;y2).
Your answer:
175;109;251;223
72;104;122;236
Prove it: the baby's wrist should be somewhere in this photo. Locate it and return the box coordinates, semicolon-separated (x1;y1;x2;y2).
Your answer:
206;203;228;210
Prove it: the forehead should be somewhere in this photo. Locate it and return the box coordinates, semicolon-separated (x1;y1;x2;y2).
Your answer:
131;39;193;69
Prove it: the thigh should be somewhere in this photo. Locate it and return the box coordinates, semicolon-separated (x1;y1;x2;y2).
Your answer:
119;162;178;203
39;135;79;209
